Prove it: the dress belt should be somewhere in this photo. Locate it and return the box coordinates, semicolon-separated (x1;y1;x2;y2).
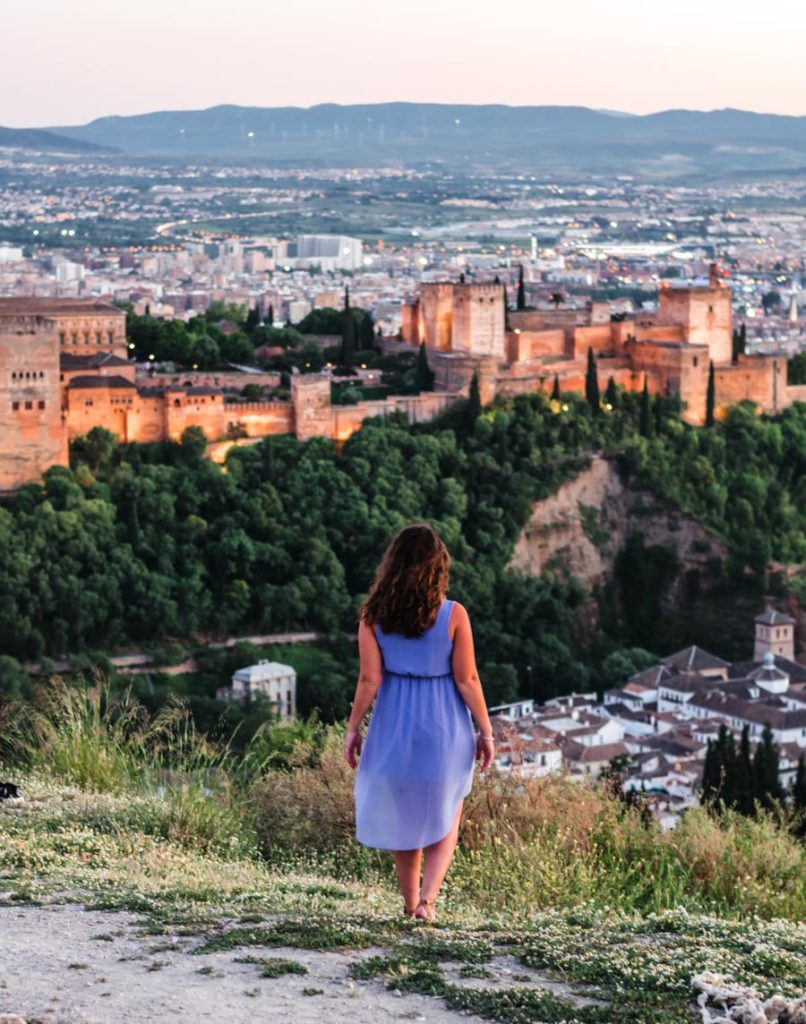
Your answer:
384;670;454;680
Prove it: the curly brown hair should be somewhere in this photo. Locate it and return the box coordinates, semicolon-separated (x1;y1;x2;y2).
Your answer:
359;523;451;638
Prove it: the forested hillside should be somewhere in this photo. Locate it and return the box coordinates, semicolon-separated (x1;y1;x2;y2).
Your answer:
0;391;804;710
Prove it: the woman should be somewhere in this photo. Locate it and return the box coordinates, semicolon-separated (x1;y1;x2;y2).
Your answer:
344;523;495;923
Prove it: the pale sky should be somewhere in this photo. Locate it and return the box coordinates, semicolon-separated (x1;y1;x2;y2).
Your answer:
6;0;806;127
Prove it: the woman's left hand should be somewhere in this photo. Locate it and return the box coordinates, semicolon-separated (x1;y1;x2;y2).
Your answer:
344;729;363;769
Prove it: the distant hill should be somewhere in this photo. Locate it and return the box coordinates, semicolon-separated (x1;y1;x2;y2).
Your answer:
0;125;112;154
38;103;806;176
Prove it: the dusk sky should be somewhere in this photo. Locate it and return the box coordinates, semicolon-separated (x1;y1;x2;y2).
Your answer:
6;0;806;127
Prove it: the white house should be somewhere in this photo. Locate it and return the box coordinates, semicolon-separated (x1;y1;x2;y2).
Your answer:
216;660;297;720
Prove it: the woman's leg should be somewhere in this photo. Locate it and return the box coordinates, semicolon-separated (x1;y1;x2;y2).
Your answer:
420;799;463;903
393;848;422;911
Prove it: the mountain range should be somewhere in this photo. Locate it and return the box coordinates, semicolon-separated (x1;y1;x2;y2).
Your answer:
4;103;806;176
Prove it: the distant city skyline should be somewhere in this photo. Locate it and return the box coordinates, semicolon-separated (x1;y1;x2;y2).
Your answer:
4;0;806;127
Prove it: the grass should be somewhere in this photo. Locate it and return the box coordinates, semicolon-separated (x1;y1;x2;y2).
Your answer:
1;683;805;1023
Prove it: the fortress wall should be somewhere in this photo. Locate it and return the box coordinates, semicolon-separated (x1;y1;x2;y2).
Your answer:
164;393;226;442
0;315;66;490
224;401;294;437
401;302;422;345
507;329;568;361
573;324;617;358
713;357;786;417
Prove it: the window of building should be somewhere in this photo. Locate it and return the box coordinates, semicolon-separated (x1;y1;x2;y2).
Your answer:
24;401;32;410
12;401;19;411
108;331;115;344
84;332;90;344
693;357;698;367
71;333;78;345
38;400;45;410
59;332;66;345
96;332;102;344
708;305;714;313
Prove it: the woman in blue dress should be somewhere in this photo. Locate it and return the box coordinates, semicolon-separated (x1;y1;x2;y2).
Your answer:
345;523;495;923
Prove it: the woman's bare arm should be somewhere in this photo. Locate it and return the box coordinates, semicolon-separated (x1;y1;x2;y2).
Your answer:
450;602;494;742
345;620;384;767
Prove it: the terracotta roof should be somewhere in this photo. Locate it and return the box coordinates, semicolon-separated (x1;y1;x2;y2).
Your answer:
755;609;795;626
68;375;136;390
0;298;124;316
61;352;130;369
663;646;730;672
562;739;630;763
729;657;806;683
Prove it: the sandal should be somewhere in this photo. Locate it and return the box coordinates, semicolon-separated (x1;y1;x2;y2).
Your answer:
413;896;436;924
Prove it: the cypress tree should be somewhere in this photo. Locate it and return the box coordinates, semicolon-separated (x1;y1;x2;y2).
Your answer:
503;285;510;331
739;322;746;356
341;286;356;368
654;394;663;435
585;348;600;414
359;311;375;349
706;360;715;427
465;370;481;432
414;342;435;392
700;737;721;806
246;305;260;331
753;722;784;811
735;724;756;816
267;303;274;326
792;754;806;838
551;374;561;402
639;377;652;438
516;265;526;310
721;727;738;810
605;376;618;408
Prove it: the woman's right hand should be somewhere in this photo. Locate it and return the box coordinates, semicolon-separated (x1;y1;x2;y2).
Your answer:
476;734;495;772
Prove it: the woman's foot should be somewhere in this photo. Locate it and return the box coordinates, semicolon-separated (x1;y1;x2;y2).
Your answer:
414;896;436;924
403;902;417;917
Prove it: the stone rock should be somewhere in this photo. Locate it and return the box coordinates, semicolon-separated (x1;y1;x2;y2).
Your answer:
0;1015;28;1024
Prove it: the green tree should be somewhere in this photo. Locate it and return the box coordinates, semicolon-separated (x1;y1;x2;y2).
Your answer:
585;348;600;415
605;376;618;408
464;371;481;433
753;722;784;811
734;724;756;816
761;290;782;315
516;265;526;311
414;342;435;392
706;360;716;427
340;288;356;369
551;374;561;402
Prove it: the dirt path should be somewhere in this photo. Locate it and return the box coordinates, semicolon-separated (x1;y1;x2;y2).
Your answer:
1;904;602;1024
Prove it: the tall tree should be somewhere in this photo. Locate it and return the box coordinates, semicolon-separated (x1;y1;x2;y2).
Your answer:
792;754;806;838
340;287;356;368
359;310;375;349
516;265;526;311
605;376;618;408
639;377;652;438
245;305;260;332
735;724;756;816
753;722;784;811
414;342;435;392
706;360;716;427
551;374;561;402
465;370;481;432
503;285;510;332
585;348;600;415
267;303;274;327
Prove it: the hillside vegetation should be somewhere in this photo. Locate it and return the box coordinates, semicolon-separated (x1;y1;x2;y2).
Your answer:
1;392;805;719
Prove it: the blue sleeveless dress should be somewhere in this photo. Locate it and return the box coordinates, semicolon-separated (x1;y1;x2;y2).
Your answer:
354;598;476;850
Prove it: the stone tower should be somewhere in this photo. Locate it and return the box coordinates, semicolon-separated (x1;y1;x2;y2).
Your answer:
753;609;795;663
657;267;733;365
291;373;332;440
451;282;506;358
0;313;66;491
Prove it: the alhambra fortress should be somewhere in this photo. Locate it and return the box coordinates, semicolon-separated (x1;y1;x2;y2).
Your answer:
2;267;806;490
